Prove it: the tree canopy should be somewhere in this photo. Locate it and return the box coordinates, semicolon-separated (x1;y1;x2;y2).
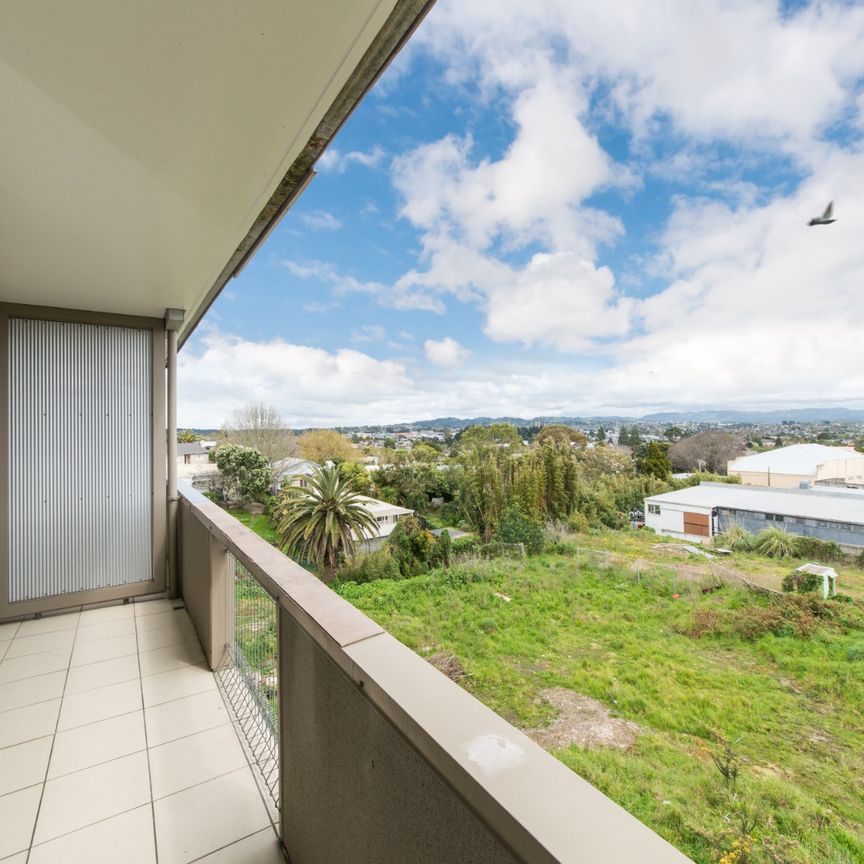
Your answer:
213;444;272;505
297;429;355;464
221;403;295;474
277;464;378;582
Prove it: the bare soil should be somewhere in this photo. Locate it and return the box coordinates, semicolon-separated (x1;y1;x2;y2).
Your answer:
527;688;643;751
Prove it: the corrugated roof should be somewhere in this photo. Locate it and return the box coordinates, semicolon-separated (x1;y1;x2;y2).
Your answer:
727;444;864;475
645;482;864;524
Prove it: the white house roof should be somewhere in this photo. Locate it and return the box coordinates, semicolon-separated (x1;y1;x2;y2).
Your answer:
357;496;414;517
646;482;864;525
278;459;319;478
727;444;864;476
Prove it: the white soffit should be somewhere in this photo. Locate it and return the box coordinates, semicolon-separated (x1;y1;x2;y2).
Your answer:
0;1;422;342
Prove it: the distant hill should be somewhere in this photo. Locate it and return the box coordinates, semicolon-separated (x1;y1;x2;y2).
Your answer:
640;408;864;423
370;407;864;430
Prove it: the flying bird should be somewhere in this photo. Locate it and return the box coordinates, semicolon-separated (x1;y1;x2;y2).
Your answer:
808;201;836;226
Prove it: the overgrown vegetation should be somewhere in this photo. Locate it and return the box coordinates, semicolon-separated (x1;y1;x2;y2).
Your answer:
337;546;864;864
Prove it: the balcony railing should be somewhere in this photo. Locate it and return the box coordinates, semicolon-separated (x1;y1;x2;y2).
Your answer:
216;553;280;807
178;482;692;864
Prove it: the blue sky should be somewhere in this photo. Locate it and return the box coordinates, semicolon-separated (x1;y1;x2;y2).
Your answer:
179;0;864;428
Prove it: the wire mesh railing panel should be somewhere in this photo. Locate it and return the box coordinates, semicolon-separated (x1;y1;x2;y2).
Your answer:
215;554;280;808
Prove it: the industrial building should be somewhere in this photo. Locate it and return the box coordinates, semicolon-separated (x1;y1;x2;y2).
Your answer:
645;482;864;547
727;444;864;488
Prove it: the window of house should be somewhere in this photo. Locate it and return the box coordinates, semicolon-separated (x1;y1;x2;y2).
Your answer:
647;503;660;515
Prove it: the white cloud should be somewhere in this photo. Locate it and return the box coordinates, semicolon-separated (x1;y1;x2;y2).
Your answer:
424;337;470;367
418;0;864;155
318;145;386;174
351;324;386;344
179;330;411;427
300;210;342;231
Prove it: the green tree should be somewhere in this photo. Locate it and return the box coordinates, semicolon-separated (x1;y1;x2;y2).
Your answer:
496;506;544;555
458;423;523;451
637;441;671;480
430;529;452;567
298;429;355;464
774;436;784;448
536;424;588;448
213;444;272;505
277;465;379;582
177;429;200;443
387;516;436;577
338;461;372;495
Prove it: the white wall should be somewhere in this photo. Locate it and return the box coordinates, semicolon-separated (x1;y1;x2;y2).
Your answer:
645;499;712;541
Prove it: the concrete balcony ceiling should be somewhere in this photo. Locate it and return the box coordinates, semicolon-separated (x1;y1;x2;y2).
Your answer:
0;0;430;343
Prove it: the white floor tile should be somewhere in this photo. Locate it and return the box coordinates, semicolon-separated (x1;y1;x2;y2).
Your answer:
74;617;136;644
150;723;248;800
141;664;216;708
0;785;42;858
0;622;21;640
134;598;178;617
34;751;151;844
48;710;146;778
28;804;156;864
0;671;66;712
0;648;70;684
194;828;284;863
136;620;196;652
78;604;133;625
0;640;11;662
4;629;76;659
144;689;231;747
153;768;270;864
0;852;28;863
70;633;138;667
136;610;191;633
0;699;60;749
58;678;142;731
0;735;53;796
139;640;204;678
64;654;139;695
16;613;79;637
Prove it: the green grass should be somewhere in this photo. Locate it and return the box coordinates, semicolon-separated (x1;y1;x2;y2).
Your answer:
337;552;864;863
226;508;280;546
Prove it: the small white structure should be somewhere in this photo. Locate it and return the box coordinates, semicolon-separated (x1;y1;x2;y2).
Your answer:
727;444;864;488
795;563;837;599
356;496;414;549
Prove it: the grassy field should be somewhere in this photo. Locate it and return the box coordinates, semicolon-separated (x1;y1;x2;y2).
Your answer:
337;537;864;864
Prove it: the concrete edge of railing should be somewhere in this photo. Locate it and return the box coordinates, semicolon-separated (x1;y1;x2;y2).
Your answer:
178;483;692;864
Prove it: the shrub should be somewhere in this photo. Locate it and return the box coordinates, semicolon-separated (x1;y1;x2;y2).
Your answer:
335;549;401;584
716;524;753;552
388;516;436;578
451;536;479;556
795;536;844;562
429;529;452;568
754;527;800;558
781;570;823;594
496;506;544;555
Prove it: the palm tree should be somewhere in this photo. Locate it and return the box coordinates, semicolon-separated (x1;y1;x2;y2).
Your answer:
276;464;378;582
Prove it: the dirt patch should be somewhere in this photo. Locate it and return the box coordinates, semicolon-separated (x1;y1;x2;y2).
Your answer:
527;688;643;751
752;763;793;781
426;652;471;685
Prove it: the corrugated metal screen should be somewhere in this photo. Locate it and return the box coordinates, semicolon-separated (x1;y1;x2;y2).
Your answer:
8;318;153;601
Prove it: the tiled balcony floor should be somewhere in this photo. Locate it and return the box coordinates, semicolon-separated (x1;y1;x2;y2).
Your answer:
0;599;284;863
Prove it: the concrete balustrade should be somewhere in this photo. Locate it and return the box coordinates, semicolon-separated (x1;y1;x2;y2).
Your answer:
178;483;691;864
